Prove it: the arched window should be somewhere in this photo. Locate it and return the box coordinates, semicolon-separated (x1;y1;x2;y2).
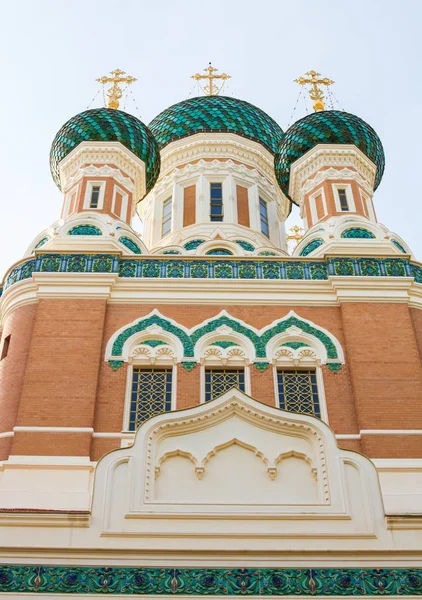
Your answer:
123;336;179;432
196;334;253;404
267;334;329;422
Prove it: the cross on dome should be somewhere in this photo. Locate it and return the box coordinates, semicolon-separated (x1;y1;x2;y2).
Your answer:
294;70;334;112
96;69;137;109
191;62;231;96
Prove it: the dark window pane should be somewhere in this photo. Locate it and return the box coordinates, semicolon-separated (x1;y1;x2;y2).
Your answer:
90;186;101;208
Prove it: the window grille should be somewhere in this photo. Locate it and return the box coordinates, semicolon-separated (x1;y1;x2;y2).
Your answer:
205;368;245;402
129;367;172;431
162;198;172;236
276;369;320;418
259;198;269;237
210;183;223;221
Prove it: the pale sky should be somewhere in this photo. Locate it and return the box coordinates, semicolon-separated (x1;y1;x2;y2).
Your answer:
0;0;421;278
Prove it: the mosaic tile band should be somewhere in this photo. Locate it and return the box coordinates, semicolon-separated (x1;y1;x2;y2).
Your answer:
274;110;385;197
50;108;161;194
0;565;421;595
2;255;420;299
148;95;284;154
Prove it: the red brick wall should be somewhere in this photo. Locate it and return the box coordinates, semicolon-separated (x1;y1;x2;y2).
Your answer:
0;304;36;459
11;299;107;456
341;303;422;457
3;299;422;461
236;186;250;228
183;185;196;227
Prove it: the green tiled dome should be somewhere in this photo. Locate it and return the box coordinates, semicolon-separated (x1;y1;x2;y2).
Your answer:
50;108;160;197
274;110;385;199
148;96;284;154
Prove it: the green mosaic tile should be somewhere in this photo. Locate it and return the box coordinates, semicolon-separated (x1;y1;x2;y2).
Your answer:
300;239;324;256
149;96;284;154
68;225;102;236
275;110;385;199
341;228;375;239
392;239;407;253
235;240;255;252
1;564;420;595
34;236;50;250
119;237;142;254
50;108;160;195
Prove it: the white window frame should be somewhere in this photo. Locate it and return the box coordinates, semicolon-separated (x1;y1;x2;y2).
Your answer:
162;196;173;237
112;185;129;222
123;361;177;433
83;180;106;210
332;183;355;213
360;190;376;222
63;185;79;218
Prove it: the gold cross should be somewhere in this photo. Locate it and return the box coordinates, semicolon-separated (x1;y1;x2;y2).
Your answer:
286;225;304;250
294;70;334;112
96;69;137;110
191;63;231;96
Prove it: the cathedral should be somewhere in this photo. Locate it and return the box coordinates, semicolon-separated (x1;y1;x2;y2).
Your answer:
0;66;421;597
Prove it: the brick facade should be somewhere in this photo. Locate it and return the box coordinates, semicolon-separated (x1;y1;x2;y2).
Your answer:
1;299;420;461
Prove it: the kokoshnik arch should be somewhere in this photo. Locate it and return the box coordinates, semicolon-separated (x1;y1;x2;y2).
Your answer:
0;66;421;597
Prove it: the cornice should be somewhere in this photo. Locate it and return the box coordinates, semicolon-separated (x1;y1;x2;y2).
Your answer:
59;141;146;201
150;158;278;201
2;259;422;324
63;164;135;193
158;132;276;183
289;145;377;205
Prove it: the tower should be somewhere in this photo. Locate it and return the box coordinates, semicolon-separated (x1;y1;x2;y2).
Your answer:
0;68;421;596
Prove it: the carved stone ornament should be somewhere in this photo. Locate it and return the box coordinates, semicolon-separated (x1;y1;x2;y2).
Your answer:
90;388;390;549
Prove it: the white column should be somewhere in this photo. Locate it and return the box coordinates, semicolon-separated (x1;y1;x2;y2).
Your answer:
224;175;236;223
172;183;183;234
249;183;260;232
196;175;208;223
268;200;278;245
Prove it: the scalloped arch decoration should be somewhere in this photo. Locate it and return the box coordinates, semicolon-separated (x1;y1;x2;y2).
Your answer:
106;310;344;371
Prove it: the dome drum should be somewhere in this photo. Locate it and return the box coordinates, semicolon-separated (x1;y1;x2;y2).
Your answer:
50;108;161;202
274;110;385;203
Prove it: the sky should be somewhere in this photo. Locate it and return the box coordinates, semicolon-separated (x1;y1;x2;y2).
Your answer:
0;0;421;278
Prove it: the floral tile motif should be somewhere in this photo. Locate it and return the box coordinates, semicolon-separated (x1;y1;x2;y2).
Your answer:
0;565;420;595
1;253;419;298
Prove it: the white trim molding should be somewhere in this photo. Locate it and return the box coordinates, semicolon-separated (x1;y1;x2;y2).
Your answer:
289;144;377;206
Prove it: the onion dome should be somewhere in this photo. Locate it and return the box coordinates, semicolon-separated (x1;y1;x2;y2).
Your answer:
274;110;385;198
148;96;284;154
50;108;160;195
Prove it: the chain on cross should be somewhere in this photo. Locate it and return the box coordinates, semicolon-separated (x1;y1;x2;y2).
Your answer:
191;63;231;96
294;70;334;112
96;69;137;110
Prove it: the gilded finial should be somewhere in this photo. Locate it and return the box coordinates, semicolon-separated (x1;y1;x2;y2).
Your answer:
286;225;304;251
96;69;137;110
191;62;231;96
294;70;334;112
